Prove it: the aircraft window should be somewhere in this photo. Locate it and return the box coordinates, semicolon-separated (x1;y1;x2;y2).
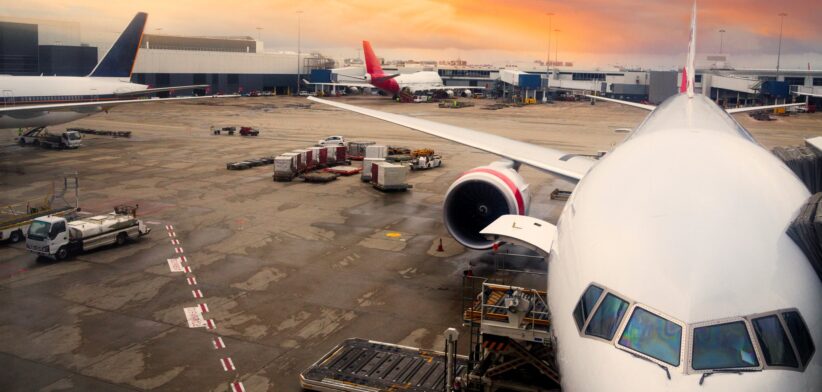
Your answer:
691;321;759;370
751;315;798;368
585;293;628;340
573;285;603;331
782;311;815;367
618;307;682;366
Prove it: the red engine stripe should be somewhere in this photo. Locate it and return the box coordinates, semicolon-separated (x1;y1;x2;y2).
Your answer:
462;168;525;215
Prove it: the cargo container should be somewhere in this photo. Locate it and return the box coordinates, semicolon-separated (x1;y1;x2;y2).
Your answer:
362;157;386;182
327;145;347;165
365;145;388;159
309;147;326;166
274;153;299;181
371;162;411;191
347;141;375;160
292;149;310;172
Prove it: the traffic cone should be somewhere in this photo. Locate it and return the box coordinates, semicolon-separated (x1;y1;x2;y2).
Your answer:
437;238;444;252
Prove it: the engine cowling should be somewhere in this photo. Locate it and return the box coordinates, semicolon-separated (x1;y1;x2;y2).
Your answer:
443;161;530;249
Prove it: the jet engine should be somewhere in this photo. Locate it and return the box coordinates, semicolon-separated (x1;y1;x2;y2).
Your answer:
443;161;530;249
348;86;360;94
445;90;455;98
462;89;472;97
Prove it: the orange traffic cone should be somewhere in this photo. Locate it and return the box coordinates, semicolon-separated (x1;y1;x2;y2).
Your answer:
437;238;444;252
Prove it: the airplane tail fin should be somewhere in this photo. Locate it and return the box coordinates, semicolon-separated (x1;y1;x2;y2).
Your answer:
362;40;385;76
88;12;147;78
684;2;696;97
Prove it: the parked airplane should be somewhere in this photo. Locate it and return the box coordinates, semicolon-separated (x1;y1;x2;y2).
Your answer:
309;3;820;390
304;40;481;98
0;12;229;130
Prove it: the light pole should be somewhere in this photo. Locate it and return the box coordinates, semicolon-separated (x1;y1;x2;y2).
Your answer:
296;10;303;95
256;27;262;41
554;29;560;66
718;29;725;54
545;13;553;73
776;12;787;78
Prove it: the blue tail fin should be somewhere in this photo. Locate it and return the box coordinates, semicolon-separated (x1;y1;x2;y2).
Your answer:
88;12;147;78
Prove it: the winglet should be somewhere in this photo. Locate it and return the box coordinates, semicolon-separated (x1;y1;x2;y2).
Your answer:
685;2;697;98
362;40;384;76
89;12;147;78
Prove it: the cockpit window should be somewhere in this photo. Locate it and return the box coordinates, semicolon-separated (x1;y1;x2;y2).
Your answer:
573;285;603;331
782;311;815;367
691;321;759;370
751;315;798;368
585;293;628;340
618;307;682;366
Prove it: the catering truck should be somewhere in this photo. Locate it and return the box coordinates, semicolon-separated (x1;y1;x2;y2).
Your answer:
26;205;150;260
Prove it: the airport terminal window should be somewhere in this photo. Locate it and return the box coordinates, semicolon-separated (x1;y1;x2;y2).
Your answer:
585;293;629;340
618;307;682;366
691;321;759;370
782;311;815;367
751;315;798;368
573;285;603;331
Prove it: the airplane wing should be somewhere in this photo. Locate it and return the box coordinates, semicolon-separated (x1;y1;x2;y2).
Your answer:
115;84;211;96
585;95;656;111
307;96;594;182
0;95;239;115
725;103;806;114
795;91;822;98
302;79;373;88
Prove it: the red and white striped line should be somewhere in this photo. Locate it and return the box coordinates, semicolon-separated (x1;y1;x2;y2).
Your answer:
186;277;197;285
174;247;184;254
206;319;217;330
192;289;203;298
167;231;176;237
213;336;226;349
220;357;236;372
199;303;209;313
230;381;245;392
180;256;187;263
171;239;180;245
184;265;192;273
165;224;174;231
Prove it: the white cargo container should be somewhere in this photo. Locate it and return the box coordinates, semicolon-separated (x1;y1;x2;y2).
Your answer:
365;145;387;159
372;162;411;191
361;157;386;182
274;153;299;181
308;147;324;166
292;149;309;171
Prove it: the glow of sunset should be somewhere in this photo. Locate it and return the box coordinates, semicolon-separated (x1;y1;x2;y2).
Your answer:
1;0;820;69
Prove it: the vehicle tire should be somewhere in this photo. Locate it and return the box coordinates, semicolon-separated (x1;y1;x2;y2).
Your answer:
55;246;68;261
18;138;25;145
116;232;127;246
9;230;23;243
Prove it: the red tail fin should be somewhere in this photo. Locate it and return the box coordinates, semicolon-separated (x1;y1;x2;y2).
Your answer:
680;67;688;93
363;41;384;76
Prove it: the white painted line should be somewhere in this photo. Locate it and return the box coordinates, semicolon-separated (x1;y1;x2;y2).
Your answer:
145;221;162;225
206;319;217;330
213;336;226;349
192;289;203;298
231;381;245;392
184;266;192;273
187;277;197;285
166;257;185;272
183;307;207;328
170;239;180;245
220;357;235;372
174;247;184;254
199;303;209;313
165;224;174;230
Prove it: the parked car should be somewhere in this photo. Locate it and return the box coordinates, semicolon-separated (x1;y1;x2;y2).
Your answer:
318;136;346;146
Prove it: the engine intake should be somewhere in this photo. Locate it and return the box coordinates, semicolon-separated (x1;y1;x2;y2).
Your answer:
443;162;530;249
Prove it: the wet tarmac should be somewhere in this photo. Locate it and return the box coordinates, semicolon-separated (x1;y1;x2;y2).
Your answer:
0;96;819;391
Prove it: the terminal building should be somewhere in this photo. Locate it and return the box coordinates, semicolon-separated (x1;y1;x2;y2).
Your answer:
0;20;97;76
132;34;334;95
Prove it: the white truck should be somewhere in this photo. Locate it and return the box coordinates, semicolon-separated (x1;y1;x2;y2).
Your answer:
26;205;150;260
17;128;82;149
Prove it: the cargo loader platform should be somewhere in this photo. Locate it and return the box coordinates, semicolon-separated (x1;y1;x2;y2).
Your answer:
463;283;551;343
300;338;466;392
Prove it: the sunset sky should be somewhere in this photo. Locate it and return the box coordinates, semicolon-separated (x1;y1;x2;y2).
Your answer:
1;0;820;69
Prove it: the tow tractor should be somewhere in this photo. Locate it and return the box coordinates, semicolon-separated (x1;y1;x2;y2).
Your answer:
239;126;260;136
410;149;442;170
16;127;82;149
26;204;150;260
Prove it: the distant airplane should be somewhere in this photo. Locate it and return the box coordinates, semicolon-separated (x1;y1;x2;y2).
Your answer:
0;12;232;130
310;2;820;390
304;40;481;98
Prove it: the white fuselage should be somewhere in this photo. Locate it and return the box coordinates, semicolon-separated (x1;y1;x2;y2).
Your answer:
395;71;445;92
0;75;148;128
548;94;821;390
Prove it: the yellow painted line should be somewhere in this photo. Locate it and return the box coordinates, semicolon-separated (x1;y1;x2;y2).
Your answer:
385;232;402;238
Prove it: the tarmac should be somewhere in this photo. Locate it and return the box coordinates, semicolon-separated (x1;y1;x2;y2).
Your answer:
0;96;819;391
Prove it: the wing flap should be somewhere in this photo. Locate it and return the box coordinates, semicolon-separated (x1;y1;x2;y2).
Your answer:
725;103;806;114
307;97;593;182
